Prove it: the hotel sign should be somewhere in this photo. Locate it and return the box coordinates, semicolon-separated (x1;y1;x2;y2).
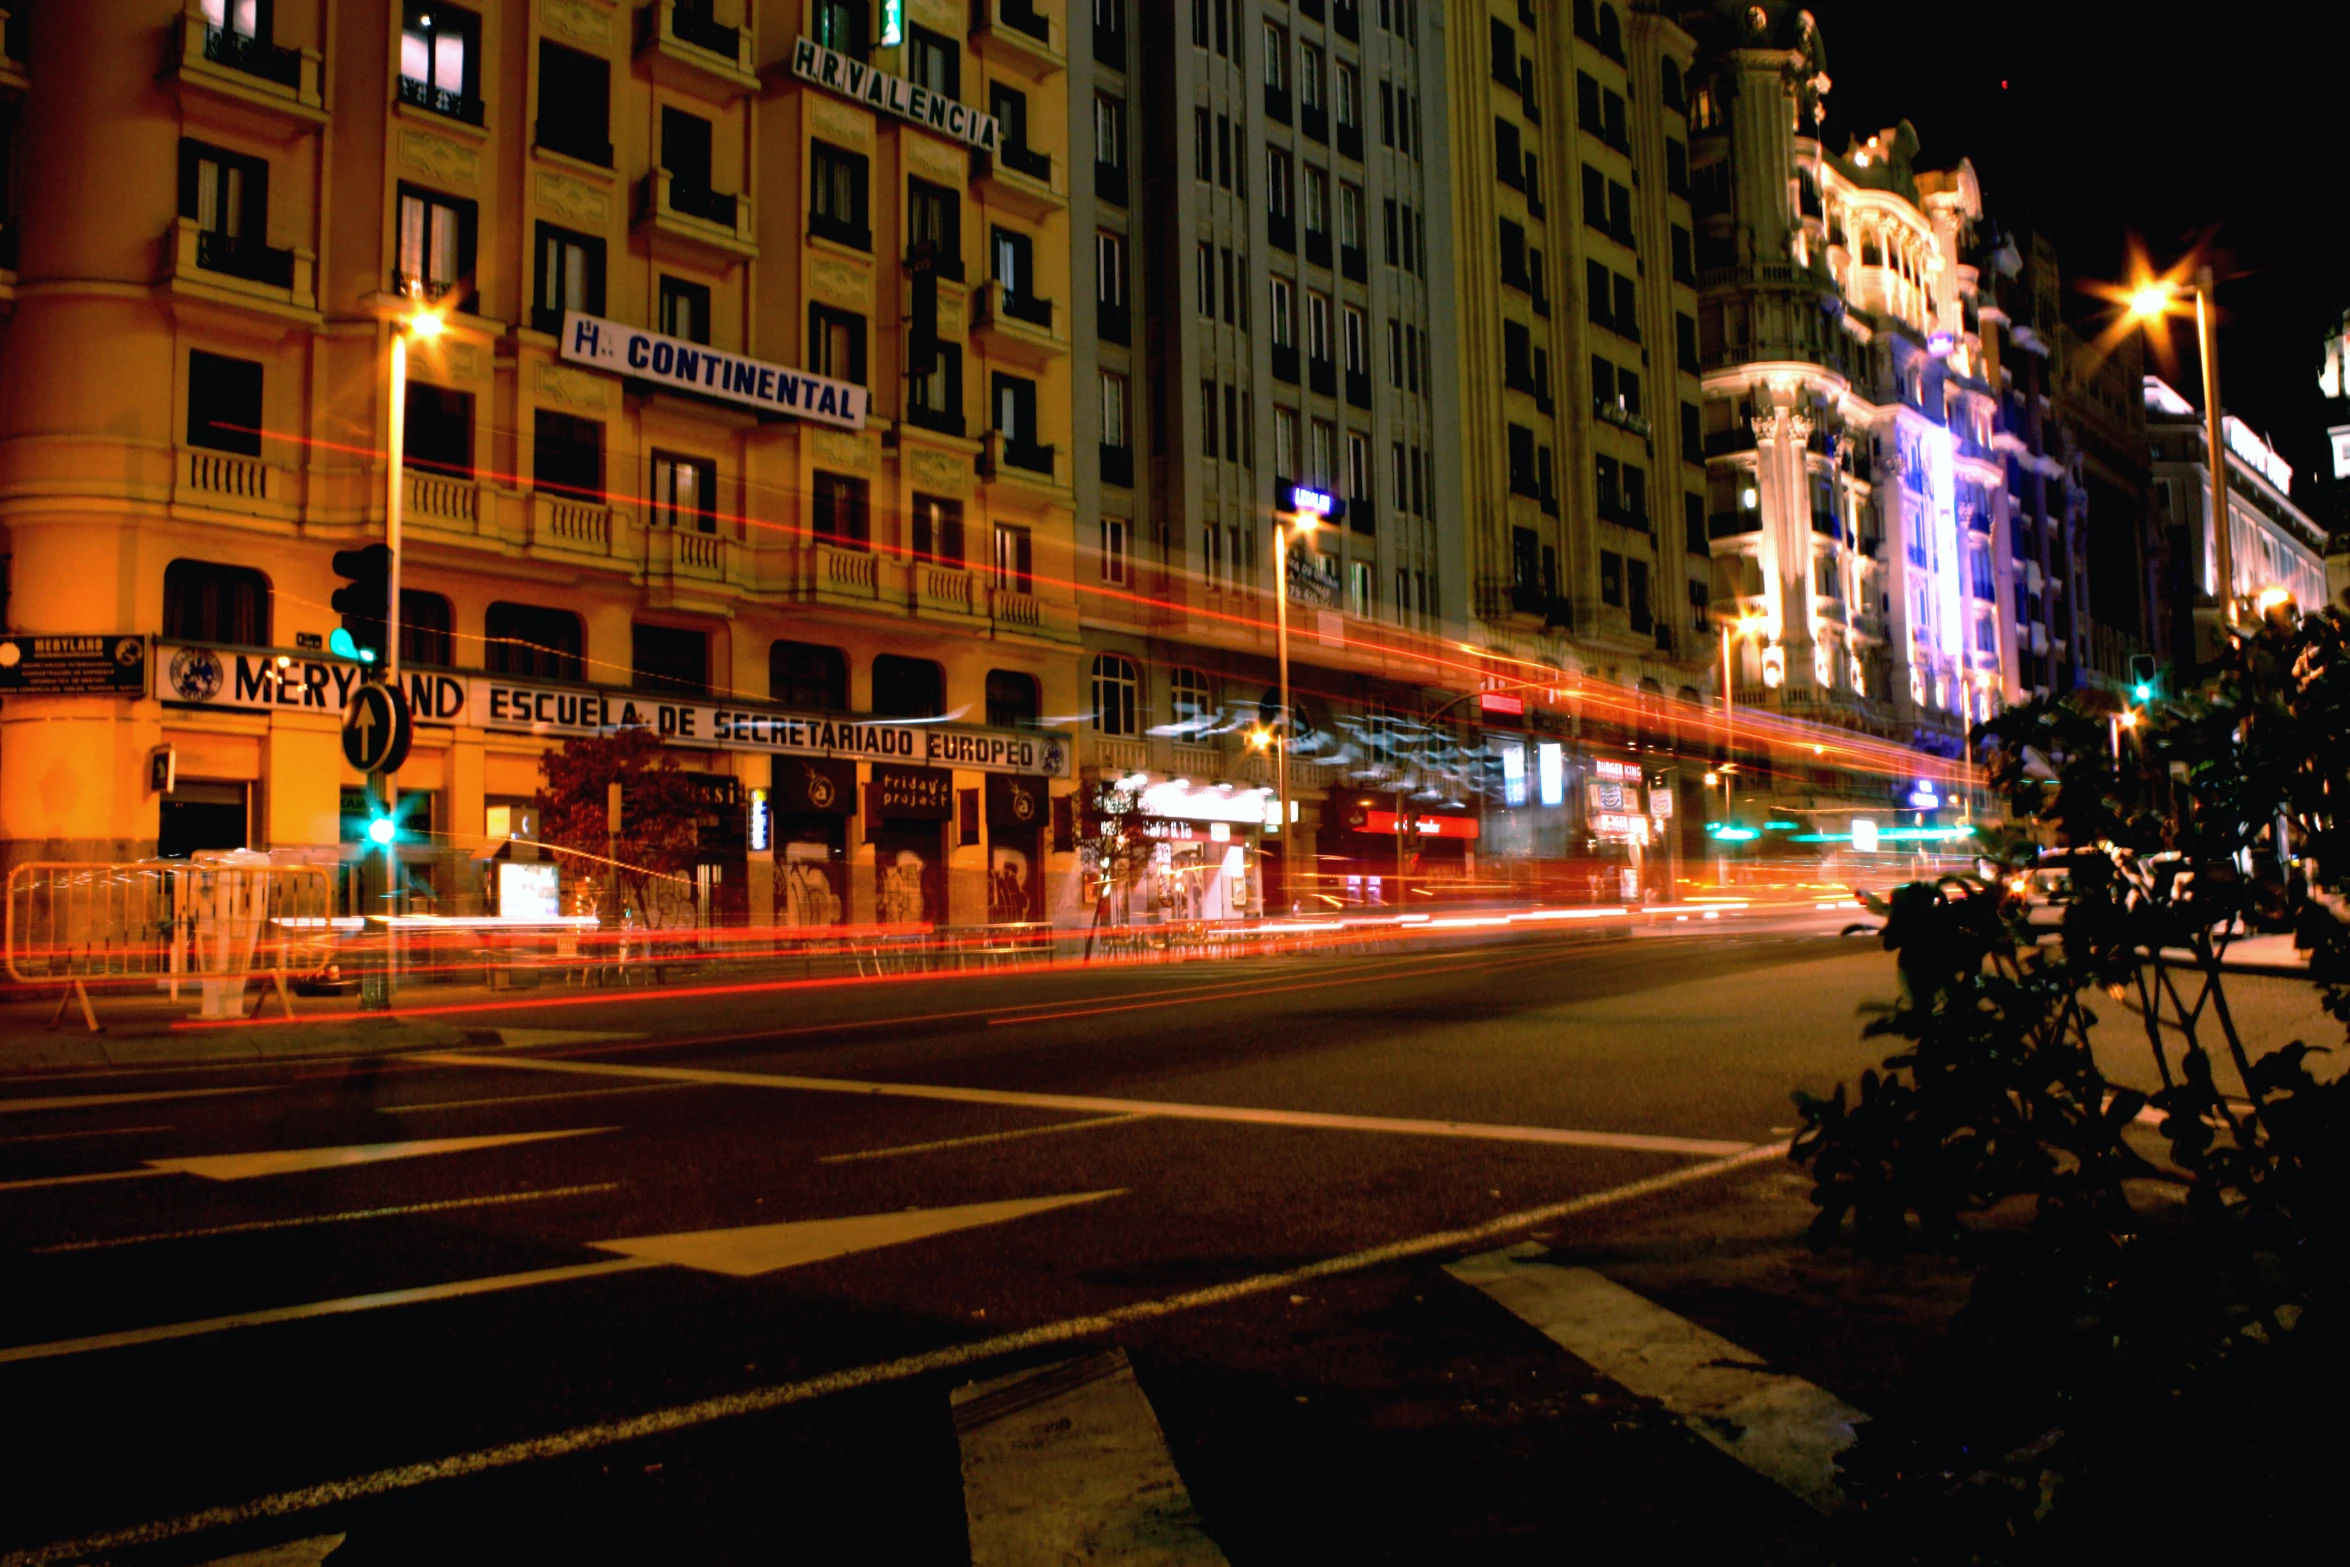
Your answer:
790;38;1000;151
156;644;1069;778
558;312;868;431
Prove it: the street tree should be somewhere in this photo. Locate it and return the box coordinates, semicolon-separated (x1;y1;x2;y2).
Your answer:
534;726;702;927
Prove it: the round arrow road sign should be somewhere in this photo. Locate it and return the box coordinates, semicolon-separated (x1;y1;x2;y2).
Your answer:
341;681;413;775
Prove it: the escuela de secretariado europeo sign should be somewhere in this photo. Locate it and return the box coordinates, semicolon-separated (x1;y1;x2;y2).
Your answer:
559;312;869;431
157;643;1070;779
789;37;1001;151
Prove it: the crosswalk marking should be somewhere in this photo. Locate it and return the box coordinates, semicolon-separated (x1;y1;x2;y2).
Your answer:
195;1533;346;1566
590;1191;1123;1277
0;1146;1785;1566
1447;1246;1868;1512
415;1051;1754;1158
956;1350;1228;1566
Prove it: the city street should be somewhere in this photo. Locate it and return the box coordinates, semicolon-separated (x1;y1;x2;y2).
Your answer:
0;919;1943;1566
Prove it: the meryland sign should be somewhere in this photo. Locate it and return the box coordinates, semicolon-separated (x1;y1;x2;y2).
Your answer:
156;644;1070;779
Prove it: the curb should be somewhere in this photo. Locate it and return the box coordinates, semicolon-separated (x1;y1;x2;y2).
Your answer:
0;1020;481;1077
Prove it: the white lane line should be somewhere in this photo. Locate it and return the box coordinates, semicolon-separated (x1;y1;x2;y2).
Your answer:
0;1143;1789;1567
1446;1247;1867;1512
956;1349;1229;1567
31;1182;623;1255
819;1114;1150;1164
0;1087;260;1115
0;1257;663;1366
384;1082;706;1114
590;1191;1123;1276
0;1123;172;1146
147;1127;615;1182
413;1053;1751;1159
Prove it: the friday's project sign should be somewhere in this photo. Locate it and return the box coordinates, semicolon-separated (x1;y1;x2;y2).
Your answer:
559;312;868;431
789;37;1000;151
156;644;1070;778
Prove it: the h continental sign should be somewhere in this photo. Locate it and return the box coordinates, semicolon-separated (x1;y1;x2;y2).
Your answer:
790;37;1001;151
560;312;867;430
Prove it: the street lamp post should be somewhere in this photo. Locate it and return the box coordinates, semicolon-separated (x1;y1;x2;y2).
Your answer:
359;298;444;1011
2129;268;2235;623
1271;509;1323;913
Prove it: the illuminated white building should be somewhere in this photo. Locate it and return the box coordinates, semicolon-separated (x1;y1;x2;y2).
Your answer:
2145;377;2328;619
1680;3;2024;750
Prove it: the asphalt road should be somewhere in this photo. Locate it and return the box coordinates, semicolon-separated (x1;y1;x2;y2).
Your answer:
0;919;1908;1566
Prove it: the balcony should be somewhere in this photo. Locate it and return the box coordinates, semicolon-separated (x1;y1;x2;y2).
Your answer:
1099;443;1134;489
990;586;1047;630
166;8;325;122
970;144;1066;219
176;447;295;521
636;168;758;263
808;208;871;251
979;429;1060;487
1340;243;1366;283
404;469;485;536
528;491;620;559
1271;342;1299;385
971;0;1066;78
971;280;1066;364
166;219;316;316
397;74;483;126
1595;400;1651;439
636;0;760;99
913;561;979;617
1304;227;1331;270
535;120;613;168
1264;84;1291;125
645;522;732;583
1709;510;1761;539
1308;355;1336;397
1345;369;1372;409
904;398;966;439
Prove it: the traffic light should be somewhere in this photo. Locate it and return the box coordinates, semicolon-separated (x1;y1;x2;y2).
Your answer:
330;544;391;665
2127;653;2160;704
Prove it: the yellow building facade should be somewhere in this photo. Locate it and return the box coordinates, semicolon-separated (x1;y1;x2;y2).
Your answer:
0;0;1082;928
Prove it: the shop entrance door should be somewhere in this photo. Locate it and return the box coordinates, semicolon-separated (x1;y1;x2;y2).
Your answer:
157;780;248;858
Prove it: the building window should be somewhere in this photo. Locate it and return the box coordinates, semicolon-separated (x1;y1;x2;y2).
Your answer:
993;522;1034;592
403;382;473;478
1100;515;1130;585
809;140;870;249
1347;431;1372;506
651;450;717;532
1274;405;1299;480
1169;668;1212;732
807;304;867;384
163;559;270;646
659;276;711;343
809;469;868;548
395;186;476;307
187;350;262;456
484;602;583;681
1600;550;1624;607
1343;306;1368;375
909;178;961;273
178;138;269;263
910;492;965;566
399;2;479;120
1627;559;1651;633
1099;370;1130;450
1349;560;1373;617
987;669;1041;728
812;0;871;61
872;654;944;719
535;41;610;165
772;641;849;711
908;342;963;428
1307;292;1332;362
1091;653;1140;736
908;25;958;96
632;622;709;697
399;591;454;669
1310;418;1336;488
1095;92;1126;171
534;222;604;333
533;411;603;501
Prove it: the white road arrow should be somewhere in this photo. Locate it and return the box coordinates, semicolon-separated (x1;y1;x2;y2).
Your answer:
0;1128;615;1193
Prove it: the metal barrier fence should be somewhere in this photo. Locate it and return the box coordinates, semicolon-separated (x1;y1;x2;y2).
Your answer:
4;859;336;1031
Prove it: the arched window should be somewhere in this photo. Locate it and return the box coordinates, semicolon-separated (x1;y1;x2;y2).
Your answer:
1659;59;1684;112
872;654;944;718
1167;667;1213;732
986;668;1040;728
1091;653;1140;736
163;559;270;646
484;601;583;681
1597;4;1623;59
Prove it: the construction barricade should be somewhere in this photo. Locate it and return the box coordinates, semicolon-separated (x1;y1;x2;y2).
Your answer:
4;856;338;1031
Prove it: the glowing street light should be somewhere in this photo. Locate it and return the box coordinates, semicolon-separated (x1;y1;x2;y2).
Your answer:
2125;266;2236;621
1270;502;1325;912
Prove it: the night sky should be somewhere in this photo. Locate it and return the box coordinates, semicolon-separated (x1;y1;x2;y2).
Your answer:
1807;0;2348;530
